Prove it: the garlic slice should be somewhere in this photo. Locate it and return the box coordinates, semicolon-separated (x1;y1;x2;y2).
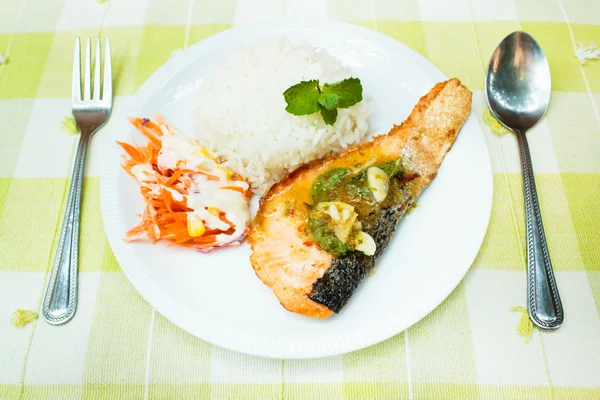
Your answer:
367;166;390;203
316;201;358;244
353;231;376;256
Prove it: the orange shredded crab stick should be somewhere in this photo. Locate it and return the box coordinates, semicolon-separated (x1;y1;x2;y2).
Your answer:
118;115;251;251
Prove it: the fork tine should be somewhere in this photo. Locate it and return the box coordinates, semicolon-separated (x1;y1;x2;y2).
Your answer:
72;37;81;103
83;37;92;100
103;37;112;105
93;37;101;100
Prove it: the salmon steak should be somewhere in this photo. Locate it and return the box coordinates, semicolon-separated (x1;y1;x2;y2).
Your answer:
249;78;472;318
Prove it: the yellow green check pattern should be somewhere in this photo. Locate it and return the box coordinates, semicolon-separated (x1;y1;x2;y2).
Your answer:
1;0;599;398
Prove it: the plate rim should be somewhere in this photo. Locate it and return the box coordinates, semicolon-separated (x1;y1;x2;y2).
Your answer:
101;18;493;359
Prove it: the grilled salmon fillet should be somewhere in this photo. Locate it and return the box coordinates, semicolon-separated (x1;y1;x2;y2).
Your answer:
249;78;472;318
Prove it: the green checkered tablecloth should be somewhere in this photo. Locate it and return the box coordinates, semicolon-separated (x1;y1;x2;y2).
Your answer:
1;0;599;399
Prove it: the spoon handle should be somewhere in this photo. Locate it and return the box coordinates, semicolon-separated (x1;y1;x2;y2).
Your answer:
515;130;563;330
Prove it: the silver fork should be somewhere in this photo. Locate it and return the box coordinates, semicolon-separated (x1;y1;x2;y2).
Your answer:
42;37;112;325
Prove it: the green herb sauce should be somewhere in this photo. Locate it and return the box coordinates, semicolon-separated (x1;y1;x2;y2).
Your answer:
345;170;372;201
308;213;354;257
310;168;350;204
378;159;404;178
308;158;405;256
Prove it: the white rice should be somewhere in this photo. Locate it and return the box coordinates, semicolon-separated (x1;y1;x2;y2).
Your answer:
194;37;370;194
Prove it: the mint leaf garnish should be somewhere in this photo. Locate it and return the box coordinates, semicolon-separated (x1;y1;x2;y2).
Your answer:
283;80;321;115
320;107;338;125
322;78;362;108
317;93;340;110
283;77;363;125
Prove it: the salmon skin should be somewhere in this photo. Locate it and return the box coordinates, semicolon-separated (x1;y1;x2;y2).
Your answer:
308;181;416;312
249;79;472;318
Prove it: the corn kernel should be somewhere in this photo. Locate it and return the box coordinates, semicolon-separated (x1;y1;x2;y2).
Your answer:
223;168;234;179
201;146;213;158
207;206;220;216
187;213;205;237
193;145;215;160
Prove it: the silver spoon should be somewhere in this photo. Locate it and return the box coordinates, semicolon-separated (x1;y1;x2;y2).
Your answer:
485;31;563;330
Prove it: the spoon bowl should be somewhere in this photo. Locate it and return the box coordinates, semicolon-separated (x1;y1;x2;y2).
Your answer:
485;31;563;330
486;31;551;131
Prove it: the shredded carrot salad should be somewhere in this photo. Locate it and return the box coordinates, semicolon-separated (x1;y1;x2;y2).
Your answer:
118;115;251;252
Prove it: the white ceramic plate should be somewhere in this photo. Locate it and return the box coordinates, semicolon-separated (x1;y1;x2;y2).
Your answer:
101;19;492;359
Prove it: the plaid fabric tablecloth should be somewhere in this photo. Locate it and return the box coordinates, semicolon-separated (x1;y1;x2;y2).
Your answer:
1;0;599;399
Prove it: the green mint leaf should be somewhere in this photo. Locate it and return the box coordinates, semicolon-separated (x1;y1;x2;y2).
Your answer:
283;77;362;125
322;77;363;109
319;106;338;125
317;93;340;110
283;80;321;115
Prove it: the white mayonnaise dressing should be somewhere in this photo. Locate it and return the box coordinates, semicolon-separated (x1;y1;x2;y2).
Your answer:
130;163;162;197
131;163;155;182
142;126;251;245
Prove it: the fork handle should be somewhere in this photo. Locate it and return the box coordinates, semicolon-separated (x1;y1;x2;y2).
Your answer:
515;129;563;330
42;134;90;325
